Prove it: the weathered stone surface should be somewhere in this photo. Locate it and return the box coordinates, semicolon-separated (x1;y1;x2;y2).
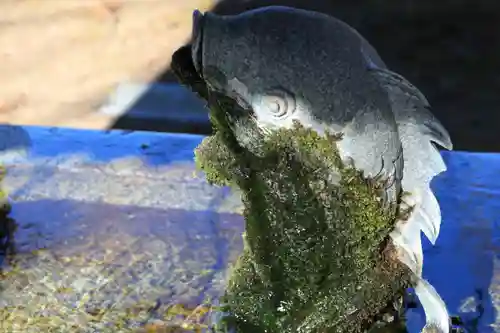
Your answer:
0;125;498;332
0;125;243;332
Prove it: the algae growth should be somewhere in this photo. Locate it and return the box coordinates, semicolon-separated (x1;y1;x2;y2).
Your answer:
170;44;413;333
0;165;14;262
193;95;412;333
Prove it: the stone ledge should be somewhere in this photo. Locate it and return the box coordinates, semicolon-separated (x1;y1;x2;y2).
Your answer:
0;124;240;213
0;125;498;331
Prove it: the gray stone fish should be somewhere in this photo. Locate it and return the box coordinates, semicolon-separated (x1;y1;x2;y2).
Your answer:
189;6;453;332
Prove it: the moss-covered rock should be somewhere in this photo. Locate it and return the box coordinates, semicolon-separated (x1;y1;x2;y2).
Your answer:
0;166;10;213
0;165;14;254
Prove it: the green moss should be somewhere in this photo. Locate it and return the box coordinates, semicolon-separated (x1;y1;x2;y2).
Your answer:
171;47;412;332
193;94;413;333
0;166;10;212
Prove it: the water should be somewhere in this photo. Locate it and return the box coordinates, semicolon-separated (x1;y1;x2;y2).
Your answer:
0;199;244;332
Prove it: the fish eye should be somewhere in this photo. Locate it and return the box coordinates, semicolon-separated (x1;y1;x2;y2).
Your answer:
262;88;296;119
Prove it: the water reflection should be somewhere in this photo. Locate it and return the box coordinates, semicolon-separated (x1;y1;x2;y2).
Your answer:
0;199;244;332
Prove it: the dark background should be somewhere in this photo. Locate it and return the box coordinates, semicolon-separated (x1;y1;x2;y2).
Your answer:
111;0;500;152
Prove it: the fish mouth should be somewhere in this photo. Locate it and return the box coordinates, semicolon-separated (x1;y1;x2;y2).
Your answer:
171;10;223;100
171;10;257;133
190;10;232;94
191;9;205;78
170;10;208;101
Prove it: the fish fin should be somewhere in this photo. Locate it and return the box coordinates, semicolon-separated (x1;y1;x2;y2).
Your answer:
415;278;450;333
372;68;452;247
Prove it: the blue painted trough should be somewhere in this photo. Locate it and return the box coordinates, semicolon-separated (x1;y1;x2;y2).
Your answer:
0;125;497;332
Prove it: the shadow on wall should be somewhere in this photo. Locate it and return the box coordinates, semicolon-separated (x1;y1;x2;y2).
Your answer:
109;0;500;153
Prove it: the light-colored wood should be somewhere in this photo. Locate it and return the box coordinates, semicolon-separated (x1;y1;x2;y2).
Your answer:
0;0;211;129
